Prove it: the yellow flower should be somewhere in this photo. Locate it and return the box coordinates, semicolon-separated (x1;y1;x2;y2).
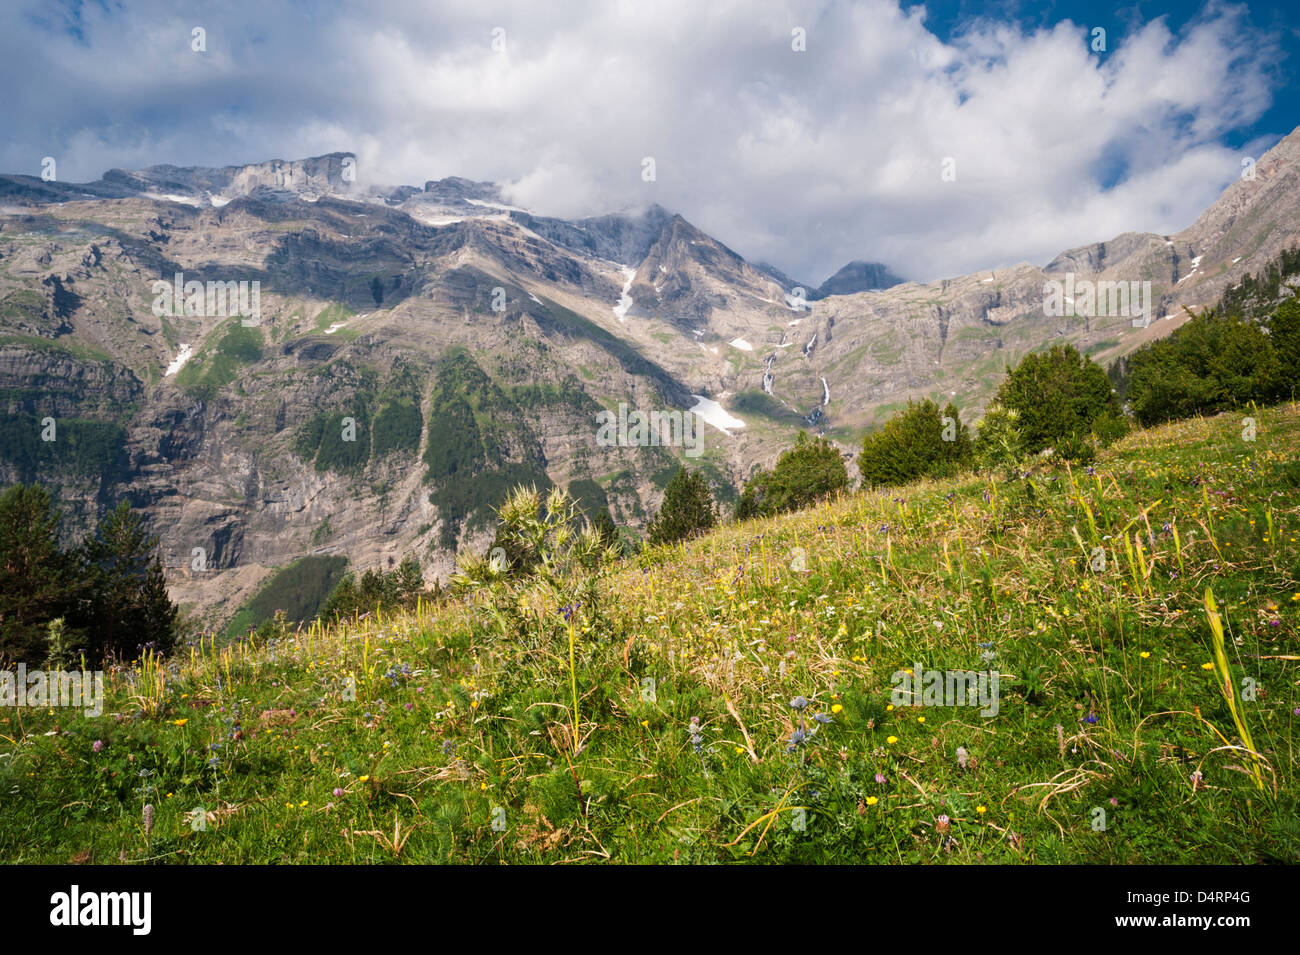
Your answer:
170;718;188;726
299;800;308;807
831;704;843;714
886;704;895;712
976;805;987;814
917;716;926;723
734;746;746;755
480;782;488;791
865;796;879;806
640;719;649;727
1201;662;1215;670
1139;651;1150;659
887;736;898;745
359;775;370;782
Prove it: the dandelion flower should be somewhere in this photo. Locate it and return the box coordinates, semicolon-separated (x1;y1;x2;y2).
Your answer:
976;805;987;814
887;736;898;745
831;704;843;714
865;796;879;806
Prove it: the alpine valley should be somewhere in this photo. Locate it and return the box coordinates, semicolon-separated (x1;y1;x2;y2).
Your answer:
2;126;1297;631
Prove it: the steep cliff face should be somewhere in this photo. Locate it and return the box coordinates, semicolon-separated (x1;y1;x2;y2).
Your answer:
1;127;1298;629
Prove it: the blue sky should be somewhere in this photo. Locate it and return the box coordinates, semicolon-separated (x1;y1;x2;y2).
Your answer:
2;0;1295;283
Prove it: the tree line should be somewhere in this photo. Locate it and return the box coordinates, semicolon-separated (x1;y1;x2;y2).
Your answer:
0;486;176;667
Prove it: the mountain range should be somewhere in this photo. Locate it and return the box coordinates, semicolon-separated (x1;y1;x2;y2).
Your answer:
1;125;1297;628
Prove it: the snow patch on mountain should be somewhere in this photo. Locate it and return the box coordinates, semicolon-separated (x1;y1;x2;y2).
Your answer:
1178;254;1204;283
613;266;636;321
165;343;193;377
690;395;746;435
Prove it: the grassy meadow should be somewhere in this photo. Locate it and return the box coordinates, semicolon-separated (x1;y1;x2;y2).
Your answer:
3;402;1299;864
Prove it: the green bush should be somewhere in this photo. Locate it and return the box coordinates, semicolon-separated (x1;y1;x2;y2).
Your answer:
1125;310;1280;426
736;431;848;520
859;399;971;488
992;344;1118;451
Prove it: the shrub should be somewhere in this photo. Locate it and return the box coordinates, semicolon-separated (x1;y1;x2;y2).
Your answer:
859;399;971;488
647;468;716;545
1125;310;1280;426
992;344;1119;451
736;431;848;520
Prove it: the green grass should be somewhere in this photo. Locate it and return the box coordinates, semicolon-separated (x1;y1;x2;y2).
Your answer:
2;404;1299;863
175;323;263;401
221;556;350;642
313;303;356;333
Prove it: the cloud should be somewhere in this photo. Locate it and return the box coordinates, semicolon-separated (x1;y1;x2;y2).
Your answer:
0;0;1284;282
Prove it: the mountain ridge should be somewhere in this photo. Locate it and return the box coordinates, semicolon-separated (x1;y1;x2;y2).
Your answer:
1;125;1297;630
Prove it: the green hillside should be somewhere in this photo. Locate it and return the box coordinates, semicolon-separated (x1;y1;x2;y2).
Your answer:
2;403;1298;863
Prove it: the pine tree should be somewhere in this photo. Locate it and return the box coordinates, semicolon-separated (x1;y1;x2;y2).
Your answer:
0;485;69;664
392;556;425;609
647;468;715;545
76;500;178;661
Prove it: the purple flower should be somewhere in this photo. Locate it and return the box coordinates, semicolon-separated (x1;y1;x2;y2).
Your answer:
1084;712;1099;725
92;740;103;753
874;773;886;785
333;787;344;798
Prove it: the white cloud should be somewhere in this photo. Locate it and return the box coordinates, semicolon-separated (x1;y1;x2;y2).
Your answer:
0;0;1283;282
